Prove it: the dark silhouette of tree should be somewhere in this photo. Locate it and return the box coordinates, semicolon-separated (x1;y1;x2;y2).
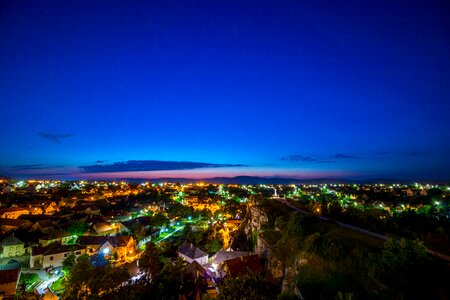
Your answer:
139;242;161;287
379;238;430;297
62;253;76;272
67;221;88;236
62;255;129;300
218;272;278;300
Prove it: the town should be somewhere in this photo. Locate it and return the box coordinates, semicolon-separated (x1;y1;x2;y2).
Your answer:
0;179;449;299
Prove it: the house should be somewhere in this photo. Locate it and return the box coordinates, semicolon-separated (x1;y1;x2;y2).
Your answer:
92;222;114;236
72;205;101;215
177;242;208;265
0;268;21;296
30;243;86;269
43;202;58;215
0;207;29;219
39;230;74;247
1;186;13;194
27;206;44;215
186;260;207;280
404;189;414;197
42;288;59;300
98;236;136;260
30;220;55;234
184;260;215;299
211;251;253;266
0;218;33;233
78;236;136;260
0;235;25;258
220;254;261;278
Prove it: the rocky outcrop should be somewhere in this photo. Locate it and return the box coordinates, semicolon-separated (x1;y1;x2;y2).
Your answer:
250;206;269;231
244;206;270;255
244;204;303;299
268;253;285;280
281;255;306;299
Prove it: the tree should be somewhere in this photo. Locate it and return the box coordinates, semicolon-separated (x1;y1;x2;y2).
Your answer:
139;242;161;287
379;238;429;296
218;273;278;300
151;213;170;228
130;223;146;242
205;238;221;254
381;238;427;273
67;221;88;236
62;255;94;299
157;258;187;300
62;253;76;272
62;255;129;300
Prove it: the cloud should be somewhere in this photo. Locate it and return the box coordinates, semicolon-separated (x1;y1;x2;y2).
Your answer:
79;160;245;173
10;164;47;170
281;155;317;162
373;151;432;156
399;151;430;156
282;153;357;163
373;151;391;155
38;132;74;144
0;165;79;176
330;154;357;159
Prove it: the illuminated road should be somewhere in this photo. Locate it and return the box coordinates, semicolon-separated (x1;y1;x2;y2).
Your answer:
156;225;184;244
273;197;450;262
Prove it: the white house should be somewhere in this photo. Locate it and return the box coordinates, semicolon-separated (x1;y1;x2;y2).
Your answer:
177;242;208;265
0;235;25;258
30;243;86;269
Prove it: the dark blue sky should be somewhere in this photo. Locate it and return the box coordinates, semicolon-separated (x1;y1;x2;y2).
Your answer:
1;0;449;180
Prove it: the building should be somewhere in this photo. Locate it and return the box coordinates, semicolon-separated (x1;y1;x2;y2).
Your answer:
0;218;33;233
0;207;29;219
78;236;136;260
177;242;208;265
39;230;74;247
30;243;86;269
92;222;115;236
30;220;55;234
0;267;21;296
97;236;136;260
220;254;262;278
211;250;253;266
0;235;25;258
27;206;44;215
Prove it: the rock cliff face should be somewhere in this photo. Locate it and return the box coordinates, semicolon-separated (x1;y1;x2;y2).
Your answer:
246;205;303;299
250;206;269;231
281;256;305;299
244;206;270;255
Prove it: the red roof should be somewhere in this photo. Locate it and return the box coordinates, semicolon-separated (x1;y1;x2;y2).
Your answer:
223;254;261;277
0;268;20;296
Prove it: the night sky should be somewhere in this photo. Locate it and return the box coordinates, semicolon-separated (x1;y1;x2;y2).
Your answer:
1;0;449;180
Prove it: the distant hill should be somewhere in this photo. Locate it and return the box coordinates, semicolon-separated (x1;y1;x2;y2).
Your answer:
125;176;410;185
2;174;447;185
